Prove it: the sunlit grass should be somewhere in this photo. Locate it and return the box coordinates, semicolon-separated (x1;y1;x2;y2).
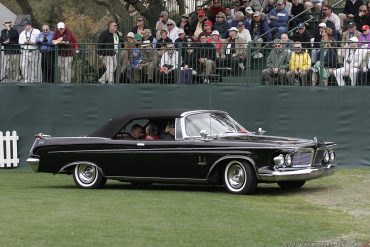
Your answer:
0;169;369;247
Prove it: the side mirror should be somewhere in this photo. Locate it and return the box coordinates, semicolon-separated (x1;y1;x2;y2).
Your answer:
200;130;208;139
257;128;266;136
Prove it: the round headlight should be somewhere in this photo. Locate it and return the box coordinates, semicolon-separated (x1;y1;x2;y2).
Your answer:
324;151;330;163
329;151;335;161
285;154;292;166
273;154;285;167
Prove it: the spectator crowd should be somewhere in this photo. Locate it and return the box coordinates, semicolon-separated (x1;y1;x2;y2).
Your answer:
1;0;370;86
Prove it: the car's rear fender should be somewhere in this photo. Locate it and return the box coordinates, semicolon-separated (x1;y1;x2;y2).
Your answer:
207;155;259;181
59;161;106;177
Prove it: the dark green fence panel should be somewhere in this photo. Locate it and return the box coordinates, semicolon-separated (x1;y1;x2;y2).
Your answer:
1;84;369;168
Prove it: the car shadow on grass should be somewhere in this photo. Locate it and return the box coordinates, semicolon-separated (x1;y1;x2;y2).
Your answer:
38;182;332;195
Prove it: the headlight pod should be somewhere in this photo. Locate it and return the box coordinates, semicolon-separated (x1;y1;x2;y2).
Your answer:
273;154;285;167
285;154;292;166
329;151;335;161
273;154;293;168
323;151;330;163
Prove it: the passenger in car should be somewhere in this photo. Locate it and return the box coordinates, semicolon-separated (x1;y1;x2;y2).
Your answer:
124;124;144;140
145;123;160;140
162;121;175;140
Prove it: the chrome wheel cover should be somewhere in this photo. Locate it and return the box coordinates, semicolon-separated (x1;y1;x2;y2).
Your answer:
226;161;246;190
77;164;97;184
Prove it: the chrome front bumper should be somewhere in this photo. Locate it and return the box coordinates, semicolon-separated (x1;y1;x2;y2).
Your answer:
258;164;337;182
27;158;40;172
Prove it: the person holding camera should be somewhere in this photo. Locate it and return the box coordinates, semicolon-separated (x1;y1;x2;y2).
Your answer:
0;21;21;82
52;22;79;83
19;19;40;83
36;24;55;83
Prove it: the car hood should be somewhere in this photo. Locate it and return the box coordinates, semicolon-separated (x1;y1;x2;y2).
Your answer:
216;134;317;147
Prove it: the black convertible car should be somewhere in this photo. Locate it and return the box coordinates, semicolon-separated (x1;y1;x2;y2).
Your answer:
27;109;336;194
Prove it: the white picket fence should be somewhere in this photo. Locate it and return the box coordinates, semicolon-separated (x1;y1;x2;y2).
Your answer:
0;131;19;168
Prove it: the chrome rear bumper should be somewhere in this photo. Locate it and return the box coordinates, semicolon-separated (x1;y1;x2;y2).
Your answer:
27;158;40;172
259;164;337;182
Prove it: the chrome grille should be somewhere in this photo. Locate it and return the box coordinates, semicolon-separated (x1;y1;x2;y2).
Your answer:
292;151;313;168
313;148;325;165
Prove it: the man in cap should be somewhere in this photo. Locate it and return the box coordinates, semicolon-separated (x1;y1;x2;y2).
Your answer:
237;21;251;46
221;27;246;74
135;40;155;83
266;0;289;39
341;21;361;46
190;9;209;39
120;31;136;82
0;21;21;82
52;22;79;83
97;20;123;84
197;20;213;41
213;12;230;39
359;24;370;47
18;19;41;83
174;29;187;48
262;38;290;85
335;36;365;86
155;11;174;40
291;22;311;49
36;24;55;83
178;14;191;36
287;42;311;86
249;11;271;58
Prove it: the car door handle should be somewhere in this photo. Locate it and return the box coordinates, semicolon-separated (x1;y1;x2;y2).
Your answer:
137;143;145;147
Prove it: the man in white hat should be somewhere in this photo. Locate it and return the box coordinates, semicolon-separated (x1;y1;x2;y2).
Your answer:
18;19;40;83
334;36;365;86
52;22;79;83
0;21;21;82
222;27;246;74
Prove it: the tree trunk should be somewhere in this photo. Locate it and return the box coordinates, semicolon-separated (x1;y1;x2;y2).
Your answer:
14;0;40;28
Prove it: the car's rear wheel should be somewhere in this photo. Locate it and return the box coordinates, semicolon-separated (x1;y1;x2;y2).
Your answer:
73;163;107;189
224;160;257;194
277;181;306;189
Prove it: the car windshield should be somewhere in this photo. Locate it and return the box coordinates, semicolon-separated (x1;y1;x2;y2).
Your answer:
184;112;248;137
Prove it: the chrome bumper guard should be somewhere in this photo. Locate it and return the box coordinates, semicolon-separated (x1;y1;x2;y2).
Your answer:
259;164;337;182
27;158;40;172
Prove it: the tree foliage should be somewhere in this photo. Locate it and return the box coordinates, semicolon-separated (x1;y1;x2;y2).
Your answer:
2;0;187;41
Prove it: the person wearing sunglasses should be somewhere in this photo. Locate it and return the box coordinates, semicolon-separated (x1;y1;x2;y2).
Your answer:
166;20;179;42
36;24;55;83
131;16;148;35
155;11;174;40
262;39;290;85
214;12;230;39
208;0;226;23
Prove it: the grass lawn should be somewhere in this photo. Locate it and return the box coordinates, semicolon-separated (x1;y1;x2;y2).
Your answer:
0;168;369;247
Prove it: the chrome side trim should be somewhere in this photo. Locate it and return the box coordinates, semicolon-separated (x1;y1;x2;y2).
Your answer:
58;161;105;177
259;164;337;182
207;155;259;180
27;158;40;172
107;176;207;184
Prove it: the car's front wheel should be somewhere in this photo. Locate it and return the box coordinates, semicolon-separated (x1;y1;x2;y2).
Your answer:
224;160;257;194
73;163;107;189
277;181;306;189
